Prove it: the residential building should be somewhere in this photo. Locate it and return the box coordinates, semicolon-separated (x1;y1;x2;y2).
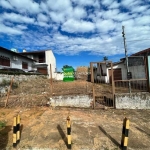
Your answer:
92;48;149;83
106;56;146;83
19;49;56;78
0;46;36;71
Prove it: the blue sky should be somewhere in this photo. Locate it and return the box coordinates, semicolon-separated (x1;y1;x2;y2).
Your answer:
0;0;150;71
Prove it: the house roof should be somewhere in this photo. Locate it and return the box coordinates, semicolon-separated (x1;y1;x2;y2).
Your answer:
113;47;150;66
0;46;36;61
131;47;150;56
19;49;51;54
113;61;124;66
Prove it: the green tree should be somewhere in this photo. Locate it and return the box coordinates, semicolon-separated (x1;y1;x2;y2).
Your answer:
103;56;108;61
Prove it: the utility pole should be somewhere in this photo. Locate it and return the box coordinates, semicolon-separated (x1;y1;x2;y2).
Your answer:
122;26;131;94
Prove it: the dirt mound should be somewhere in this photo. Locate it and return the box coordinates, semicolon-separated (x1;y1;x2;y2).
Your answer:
76;66;89;80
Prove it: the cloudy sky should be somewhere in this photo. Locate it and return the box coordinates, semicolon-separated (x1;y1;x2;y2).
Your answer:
0;0;150;70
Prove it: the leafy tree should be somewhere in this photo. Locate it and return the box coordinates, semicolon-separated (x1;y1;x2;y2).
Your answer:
63;65;71;68
103;56;108;61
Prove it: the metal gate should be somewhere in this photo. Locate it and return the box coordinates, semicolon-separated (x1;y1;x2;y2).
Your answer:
90;61;115;109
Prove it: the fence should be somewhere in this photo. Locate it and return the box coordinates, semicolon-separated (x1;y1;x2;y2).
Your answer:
90;61;115;109
114;79;147;93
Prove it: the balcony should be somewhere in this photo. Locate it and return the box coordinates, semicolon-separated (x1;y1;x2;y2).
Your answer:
35;59;45;63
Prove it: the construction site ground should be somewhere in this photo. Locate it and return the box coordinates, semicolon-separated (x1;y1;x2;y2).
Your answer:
0;78;150;150
0;107;150;150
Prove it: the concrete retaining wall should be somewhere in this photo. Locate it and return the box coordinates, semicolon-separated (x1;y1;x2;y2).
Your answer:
50;95;92;108
115;92;150;109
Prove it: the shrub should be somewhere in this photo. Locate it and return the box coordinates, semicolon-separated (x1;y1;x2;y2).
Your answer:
0;121;6;128
1;79;18;89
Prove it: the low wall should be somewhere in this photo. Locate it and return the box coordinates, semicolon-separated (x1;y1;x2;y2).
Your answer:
115;92;150;109
0;74;48;83
50;94;92;108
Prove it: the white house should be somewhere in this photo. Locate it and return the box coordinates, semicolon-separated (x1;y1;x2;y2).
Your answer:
19;49;56;78
0;46;36;71
106;56;146;83
92;56;146;84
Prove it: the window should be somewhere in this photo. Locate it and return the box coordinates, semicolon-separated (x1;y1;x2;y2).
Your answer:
0;56;10;66
22;62;28;69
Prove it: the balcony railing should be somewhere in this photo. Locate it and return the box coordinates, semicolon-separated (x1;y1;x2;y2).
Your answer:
35;59;45;63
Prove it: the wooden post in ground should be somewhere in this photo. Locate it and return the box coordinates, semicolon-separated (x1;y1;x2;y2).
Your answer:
5;76;14;107
13;116;17;148
90;62;94;83
93;84;95;109
110;62;115;108
16;114;20;144
121;117;130;150
67;116;71;149
50;64;53;96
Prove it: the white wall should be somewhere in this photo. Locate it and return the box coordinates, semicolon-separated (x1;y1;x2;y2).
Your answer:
54;73;63;80
0;51;34;71
45;50;56;78
106;63;146;83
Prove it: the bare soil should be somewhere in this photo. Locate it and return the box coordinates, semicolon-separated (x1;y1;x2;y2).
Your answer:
0;107;150;150
0;78;150;149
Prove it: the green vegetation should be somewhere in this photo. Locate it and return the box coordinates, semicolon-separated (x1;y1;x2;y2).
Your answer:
0;79;18;89
0;79;10;86
0;121;6;129
1;112;5;115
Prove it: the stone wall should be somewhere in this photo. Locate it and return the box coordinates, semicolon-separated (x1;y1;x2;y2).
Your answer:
115;92;150;109
0;74;48;97
0;74;48;83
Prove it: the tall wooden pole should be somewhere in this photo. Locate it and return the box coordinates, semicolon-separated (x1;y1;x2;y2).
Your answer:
111;62;115;108
5;76;14;107
122;26;131;94
50;64;53;96
90;62;94;83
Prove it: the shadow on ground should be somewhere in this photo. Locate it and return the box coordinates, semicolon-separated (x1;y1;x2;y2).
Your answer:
136;126;150;136
57;124;68;148
0;126;12;150
98;126;121;148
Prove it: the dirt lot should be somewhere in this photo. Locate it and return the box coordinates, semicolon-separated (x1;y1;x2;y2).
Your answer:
0;78;150;149
0;107;150;150
0;79;114;108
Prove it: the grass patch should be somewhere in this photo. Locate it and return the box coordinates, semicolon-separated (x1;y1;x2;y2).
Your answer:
1;112;5;115
0;121;6;129
0;79;18;89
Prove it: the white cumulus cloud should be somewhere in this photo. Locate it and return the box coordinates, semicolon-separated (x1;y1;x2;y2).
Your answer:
62;19;95;33
1;12;35;24
0;23;23;34
0;0;12;9
37;13;49;22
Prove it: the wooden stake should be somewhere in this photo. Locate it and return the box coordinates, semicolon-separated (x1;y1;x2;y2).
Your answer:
5;76;14;107
110;62;115;108
50;64;53;96
93;84;95;109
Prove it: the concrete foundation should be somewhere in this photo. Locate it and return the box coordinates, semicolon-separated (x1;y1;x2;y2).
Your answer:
50;94;92;108
115;92;150;109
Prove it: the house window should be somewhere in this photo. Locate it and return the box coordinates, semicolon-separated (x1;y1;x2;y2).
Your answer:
22;62;28;69
0;56;10;66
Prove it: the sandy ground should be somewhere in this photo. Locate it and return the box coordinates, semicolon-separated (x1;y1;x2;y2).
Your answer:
0;107;150;150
